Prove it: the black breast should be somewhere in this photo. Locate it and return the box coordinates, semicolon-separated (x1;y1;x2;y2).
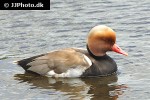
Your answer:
82;45;117;77
82;55;117;76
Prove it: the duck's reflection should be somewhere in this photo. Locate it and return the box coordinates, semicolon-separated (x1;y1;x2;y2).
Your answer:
14;73;127;100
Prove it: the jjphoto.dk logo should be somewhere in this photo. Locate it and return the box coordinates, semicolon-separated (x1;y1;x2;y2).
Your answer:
0;0;50;10
4;2;44;8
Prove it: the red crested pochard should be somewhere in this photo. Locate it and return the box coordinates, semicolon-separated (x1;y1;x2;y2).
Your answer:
17;25;128;77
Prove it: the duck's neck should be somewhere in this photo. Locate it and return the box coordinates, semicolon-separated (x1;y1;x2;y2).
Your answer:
86;45;106;59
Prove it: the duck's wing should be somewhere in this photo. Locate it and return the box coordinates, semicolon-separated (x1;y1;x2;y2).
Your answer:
17;48;92;77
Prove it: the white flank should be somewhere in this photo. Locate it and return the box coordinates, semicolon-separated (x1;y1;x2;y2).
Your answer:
83;55;92;66
47;66;87;78
47;70;56;76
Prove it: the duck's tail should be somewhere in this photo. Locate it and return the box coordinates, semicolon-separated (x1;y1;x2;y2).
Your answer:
15;54;46;74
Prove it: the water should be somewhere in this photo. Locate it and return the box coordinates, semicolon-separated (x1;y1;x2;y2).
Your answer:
0;0;150;99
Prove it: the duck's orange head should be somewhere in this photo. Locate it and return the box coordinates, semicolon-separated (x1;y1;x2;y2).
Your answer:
87;25;128;56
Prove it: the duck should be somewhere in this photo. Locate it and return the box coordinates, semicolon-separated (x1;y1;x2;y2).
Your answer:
17;25;128;77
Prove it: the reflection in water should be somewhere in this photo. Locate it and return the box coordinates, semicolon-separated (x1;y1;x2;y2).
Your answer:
14;73;127;100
